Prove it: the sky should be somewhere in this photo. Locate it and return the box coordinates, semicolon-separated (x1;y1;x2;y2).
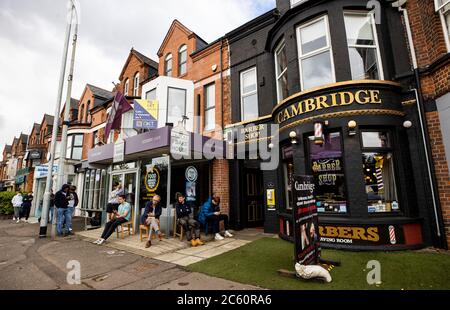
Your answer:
0;0;275;157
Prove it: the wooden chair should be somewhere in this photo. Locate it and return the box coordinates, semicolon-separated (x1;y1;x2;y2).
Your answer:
116;208;134;239
173;212;184;241
140;219;163;242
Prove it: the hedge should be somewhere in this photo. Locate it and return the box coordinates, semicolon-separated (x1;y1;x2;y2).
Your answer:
0;191;16;215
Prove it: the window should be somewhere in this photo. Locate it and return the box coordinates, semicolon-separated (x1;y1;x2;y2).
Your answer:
275;40;289;102
282;145;294;210
297;15;335;90
79;105;84;123
178;45;187;76
66;134;83;160
436;1;450;51
146;88;156;101
167;87;186;125
361;131;399;213
133;73;139;97
204;83;215;131
240;67;258;121
308;132;347;213
93;130;99;147
165;53;173;77
344;12;383;80
124;79;129;96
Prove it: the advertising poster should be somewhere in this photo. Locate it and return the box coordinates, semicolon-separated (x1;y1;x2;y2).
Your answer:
133;99;158;130
292;175;321;265
185;166;198;202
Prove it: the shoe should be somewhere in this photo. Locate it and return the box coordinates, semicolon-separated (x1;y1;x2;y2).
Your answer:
196;239;205;246
191;239;197;247
97;239;105;245
92;239;100;244
145;240;152;248
224;230;234;238
12;217;16;221
215;233;224;241
158;234;163;241
16;219;20;224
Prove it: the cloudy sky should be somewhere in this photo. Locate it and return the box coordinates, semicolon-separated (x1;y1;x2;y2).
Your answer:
0;0;275;155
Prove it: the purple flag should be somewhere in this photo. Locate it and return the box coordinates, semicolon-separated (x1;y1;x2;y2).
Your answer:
105;91;133;140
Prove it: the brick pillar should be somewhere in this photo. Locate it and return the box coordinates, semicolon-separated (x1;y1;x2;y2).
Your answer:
212;159;229;215
425;112;450;247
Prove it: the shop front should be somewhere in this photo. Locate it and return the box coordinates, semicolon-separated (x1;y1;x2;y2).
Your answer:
270;80;426;250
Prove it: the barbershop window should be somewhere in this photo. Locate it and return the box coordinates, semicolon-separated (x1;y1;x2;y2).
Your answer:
275;40;289;102
282;145;294;210
435;1;450;51
66;134;83;160
344;12;383;80
297;15;335;90
361;131;399;213
240;67;259;121
167;87;186;125
307;131;347;213
204;83;215;131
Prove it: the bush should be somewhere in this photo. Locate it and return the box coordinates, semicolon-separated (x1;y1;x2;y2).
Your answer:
0;191;16;215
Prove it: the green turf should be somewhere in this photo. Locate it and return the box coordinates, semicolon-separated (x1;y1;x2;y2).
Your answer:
187;238;450;290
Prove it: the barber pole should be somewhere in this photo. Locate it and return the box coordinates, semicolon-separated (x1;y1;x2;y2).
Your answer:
314;122;324;145
389;225;396;245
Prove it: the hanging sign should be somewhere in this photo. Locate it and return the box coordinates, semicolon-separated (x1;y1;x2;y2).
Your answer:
113;139;125;163
293;175;321;266
170;125;190;158
266;189;276;210
133;99;159;130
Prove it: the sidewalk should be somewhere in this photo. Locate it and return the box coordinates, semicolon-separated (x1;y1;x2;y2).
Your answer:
77;226;271;266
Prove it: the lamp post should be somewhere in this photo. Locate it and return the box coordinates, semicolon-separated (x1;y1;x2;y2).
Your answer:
39;1;78;239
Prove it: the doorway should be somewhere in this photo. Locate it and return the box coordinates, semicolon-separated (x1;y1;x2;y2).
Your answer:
242;168;264;228
110;169;139;226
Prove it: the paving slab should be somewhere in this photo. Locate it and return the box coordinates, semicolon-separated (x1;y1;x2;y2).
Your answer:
83;269;141;290
171;256;205;266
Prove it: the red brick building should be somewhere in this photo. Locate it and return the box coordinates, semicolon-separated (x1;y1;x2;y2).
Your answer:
405;0;450;247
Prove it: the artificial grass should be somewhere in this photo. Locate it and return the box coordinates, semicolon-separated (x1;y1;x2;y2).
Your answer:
187;238;450;290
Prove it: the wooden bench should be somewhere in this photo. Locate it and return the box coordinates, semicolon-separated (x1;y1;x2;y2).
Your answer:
116;208;134;239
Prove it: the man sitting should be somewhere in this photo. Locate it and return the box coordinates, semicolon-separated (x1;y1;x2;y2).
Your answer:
93;195;130;245
198;195;233;241
175;193;204;247
141;195;163;248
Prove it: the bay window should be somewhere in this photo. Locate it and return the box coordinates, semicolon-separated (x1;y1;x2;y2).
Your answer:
275;40;289;102
297;15;335;90
361;131;399;213
66;134;83;160
344;12;383;80
240;67;259;121
167;87;186;125
204;83;215;131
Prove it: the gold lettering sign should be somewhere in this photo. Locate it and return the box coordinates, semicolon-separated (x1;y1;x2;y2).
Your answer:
240;124;266;141
319;225;380;242
277;90;382;124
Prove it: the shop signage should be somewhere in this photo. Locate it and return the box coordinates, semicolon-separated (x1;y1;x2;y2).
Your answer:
276;89;382;124
239;124;266;142
133;99;158;130
29;150;42;159
152;156;169;168
113;139;125;163
292;175;320;266
318;224;405;246
15;175;25;184
170;126;190;158
144;166;160;192
35;165;58;178
185;166;198;182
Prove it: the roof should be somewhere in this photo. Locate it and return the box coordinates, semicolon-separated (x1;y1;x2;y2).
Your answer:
44;114;55;126
70;98;79;110
87;84;114;100
4;145;11;153
19;133;28;144
132;49;159;69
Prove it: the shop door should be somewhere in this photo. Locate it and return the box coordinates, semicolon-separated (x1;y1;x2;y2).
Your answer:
110;171;138;226
243;169;264;227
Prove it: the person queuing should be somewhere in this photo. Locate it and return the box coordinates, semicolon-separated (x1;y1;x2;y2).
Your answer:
175;193;204;247
106;182;123;221
55;184;71;237
20;191;33;222
198;195;233;241
67;186;79;234
11;192;23;223
93;194;131;245
141;194;163;248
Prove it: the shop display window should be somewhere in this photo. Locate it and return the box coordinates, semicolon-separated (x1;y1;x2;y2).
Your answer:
308;132;347;213
361;131;399;213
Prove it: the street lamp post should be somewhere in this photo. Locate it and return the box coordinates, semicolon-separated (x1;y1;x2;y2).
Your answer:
39;2;78;239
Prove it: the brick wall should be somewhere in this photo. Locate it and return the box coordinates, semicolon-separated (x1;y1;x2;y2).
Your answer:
118;52;150;97
407;0;450;246
212;159;229;215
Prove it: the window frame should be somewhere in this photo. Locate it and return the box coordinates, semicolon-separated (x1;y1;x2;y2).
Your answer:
165;53;173;77
437;3;450;52
67;134;83;160
133;72;140;97
343;11;384;80
178;44;187;76
204;83;216;131
166;86;187;125
239;67;259;122
275;39;289;102
124;79;129;96
296;15;336;91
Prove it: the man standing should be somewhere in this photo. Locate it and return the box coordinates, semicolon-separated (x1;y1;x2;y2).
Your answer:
67;186;79;234
11;192;23;223
20;192;33;222
55;184;71;237
93;194;130;245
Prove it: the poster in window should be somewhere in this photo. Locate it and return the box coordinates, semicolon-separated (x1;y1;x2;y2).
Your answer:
186;181;196;202
293;175;321;266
